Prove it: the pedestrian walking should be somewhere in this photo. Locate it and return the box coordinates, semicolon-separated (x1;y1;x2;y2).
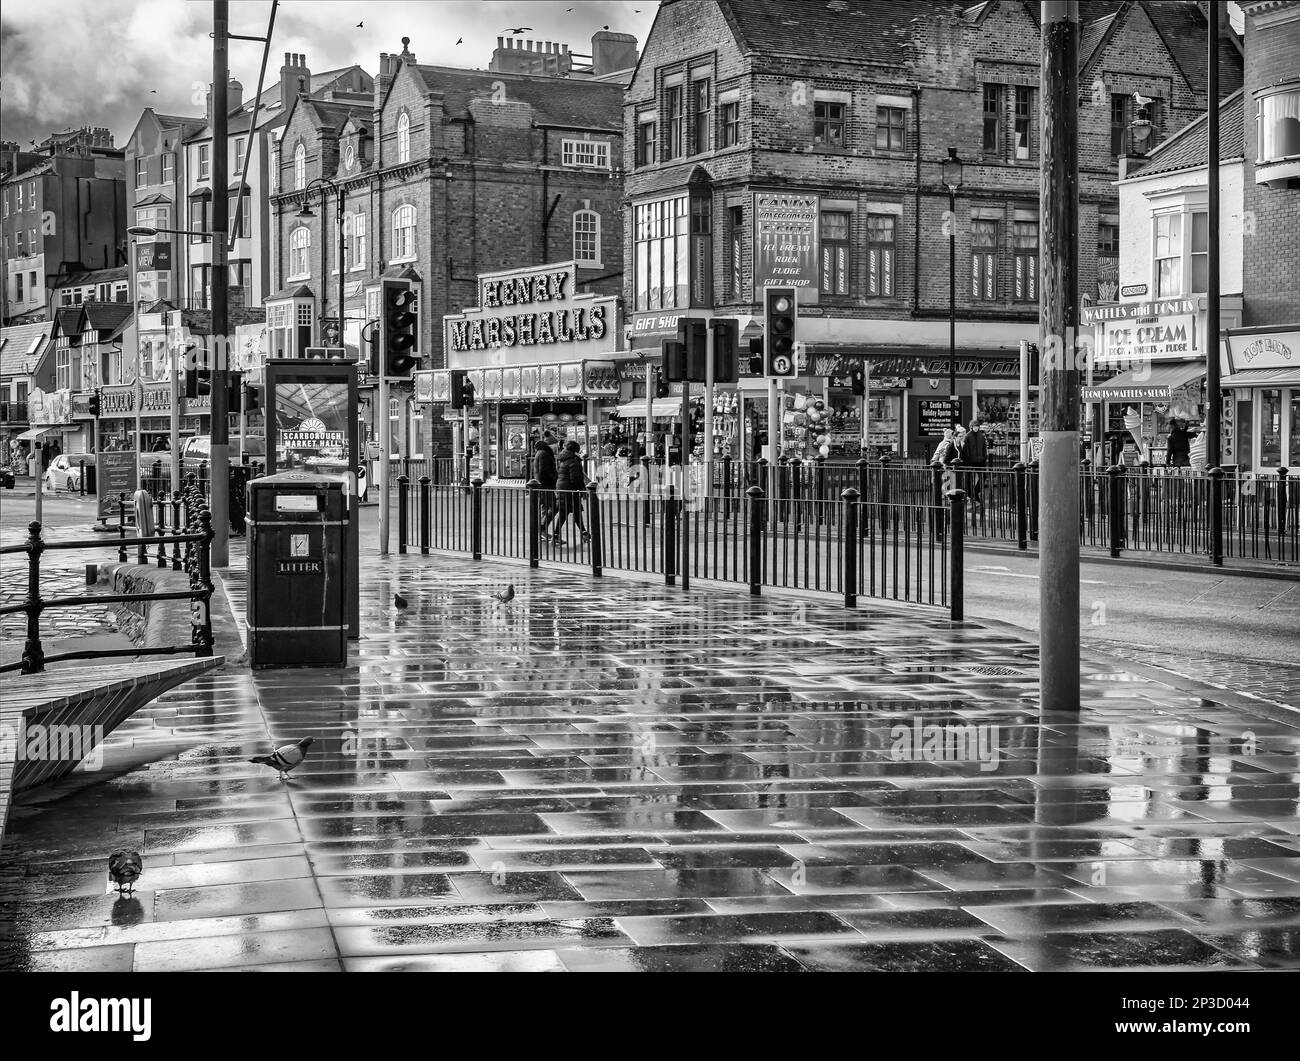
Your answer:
549;439;590;544
958;419;988;502
931;428;958;467
533;431;558;527
1165;419;1196;469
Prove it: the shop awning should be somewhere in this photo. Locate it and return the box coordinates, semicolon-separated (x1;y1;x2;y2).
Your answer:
1081;361;1204;401
614;398;690;420
1222;367;1300;388
15;426;52;441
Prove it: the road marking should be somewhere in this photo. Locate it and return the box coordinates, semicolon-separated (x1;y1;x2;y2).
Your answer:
971;566;1106;584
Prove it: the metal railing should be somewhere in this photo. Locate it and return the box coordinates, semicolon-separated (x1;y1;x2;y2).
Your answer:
1;492;215;674
396;473;962;617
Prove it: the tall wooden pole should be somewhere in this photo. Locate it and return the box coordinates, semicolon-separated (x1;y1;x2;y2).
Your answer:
1039;1;1081;713
1207;7;1223;566
209;0;230;565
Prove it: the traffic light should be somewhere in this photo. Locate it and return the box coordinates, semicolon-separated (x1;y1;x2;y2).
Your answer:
1027;342;1041;388
88;389;101;417
185;369;211;400
851;367;866;396
227;380;242;415
654;369;669;399
677;317;707;382
710;319;738;384
661;339;687;383
448;369;476;410
763;286;798;378
747;337;764;376
245;384;261;413
381;279;419;378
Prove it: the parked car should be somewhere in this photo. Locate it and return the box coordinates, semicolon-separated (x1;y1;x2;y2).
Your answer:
0;466;14;490
42;453;94;493
180;435;266;474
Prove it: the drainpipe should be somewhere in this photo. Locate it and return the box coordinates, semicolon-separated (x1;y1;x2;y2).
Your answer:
912;85;922;317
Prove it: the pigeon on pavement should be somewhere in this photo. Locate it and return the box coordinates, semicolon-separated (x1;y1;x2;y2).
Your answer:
249;737;316;781
491;585;515;604
394;592;409;609
108;850;143;896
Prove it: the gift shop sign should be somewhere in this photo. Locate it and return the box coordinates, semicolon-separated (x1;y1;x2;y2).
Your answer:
753;192;820;296
445;261;617;367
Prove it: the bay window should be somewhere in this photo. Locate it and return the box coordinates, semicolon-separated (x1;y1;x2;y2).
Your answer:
633;194;689;312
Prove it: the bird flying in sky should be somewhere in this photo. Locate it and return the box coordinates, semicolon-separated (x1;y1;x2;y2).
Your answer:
249;737;316;781
505;27;533;34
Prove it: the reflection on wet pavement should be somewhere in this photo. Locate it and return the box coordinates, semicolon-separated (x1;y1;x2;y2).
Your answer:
1;555;1298;971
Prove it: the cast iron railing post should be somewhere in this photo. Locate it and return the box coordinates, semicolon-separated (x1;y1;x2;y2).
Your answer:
815;455;826;525
931;460;943;539
1108;463;1124;558
842;487;859;608
471;477;484;561
419;475;431;555
22;520;44;673
194;510;214;657
879;453;891;532
397;474;409;554
170;491;183;571
117;493;128;562
664;483;677;586
947;489;966;621
79;459;86;496
1278;467;1290;547
856;457;869;538
747;485;763;596
756;458;769;529
641;455;652;527
723;454;733;519
527;478;540;568
155;493;167;568
588;482;603;577
1209;465;1224;566
790;456;803;528
1014;461;1028;550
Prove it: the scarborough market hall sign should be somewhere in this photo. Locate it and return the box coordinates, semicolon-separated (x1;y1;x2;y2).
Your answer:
443;261;618;366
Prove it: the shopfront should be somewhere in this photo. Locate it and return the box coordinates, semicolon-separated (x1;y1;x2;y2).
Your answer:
1083;297;1210;467
1223;326;1300;474
432;261;627;480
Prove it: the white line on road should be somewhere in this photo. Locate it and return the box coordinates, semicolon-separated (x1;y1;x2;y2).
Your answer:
971;565;1106;585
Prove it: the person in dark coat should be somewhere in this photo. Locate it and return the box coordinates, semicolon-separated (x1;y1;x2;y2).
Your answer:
957;419;989;502
549;440;590;543
1165;419;1195;468
533;432;558;527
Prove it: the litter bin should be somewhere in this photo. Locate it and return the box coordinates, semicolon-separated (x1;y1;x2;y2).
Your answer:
246;471;348;668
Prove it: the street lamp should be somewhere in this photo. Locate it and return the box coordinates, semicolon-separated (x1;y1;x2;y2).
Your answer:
294;177;347;355
941;147;965;430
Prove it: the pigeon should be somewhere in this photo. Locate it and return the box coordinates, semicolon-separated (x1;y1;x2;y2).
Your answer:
491;584;515;604
108;850;143;897
249;736;316;781
394;592;409;609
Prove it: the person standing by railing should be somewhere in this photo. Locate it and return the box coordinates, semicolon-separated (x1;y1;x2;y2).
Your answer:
533;431;558;531
958;419;988;504
548;439;590;545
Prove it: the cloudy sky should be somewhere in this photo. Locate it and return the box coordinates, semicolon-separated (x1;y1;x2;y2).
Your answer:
1;0;657;147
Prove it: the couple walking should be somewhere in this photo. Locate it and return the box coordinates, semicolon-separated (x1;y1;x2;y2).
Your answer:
533;433;590;544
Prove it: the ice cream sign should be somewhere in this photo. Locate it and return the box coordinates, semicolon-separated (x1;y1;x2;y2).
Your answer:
1101;314;1195;363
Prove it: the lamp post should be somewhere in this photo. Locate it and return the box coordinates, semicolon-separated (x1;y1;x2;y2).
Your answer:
295;176;347;357
941;148;965;430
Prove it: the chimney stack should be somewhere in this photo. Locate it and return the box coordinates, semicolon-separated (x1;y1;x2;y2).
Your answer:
280;52;311;111
228;77;244;113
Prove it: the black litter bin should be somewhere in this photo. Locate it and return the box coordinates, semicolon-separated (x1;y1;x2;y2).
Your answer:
246;471;348;668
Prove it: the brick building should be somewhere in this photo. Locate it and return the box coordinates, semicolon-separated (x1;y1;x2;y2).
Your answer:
623;0;1242;462
268;35;627;460
1222;0;1300;471
1;128;127;326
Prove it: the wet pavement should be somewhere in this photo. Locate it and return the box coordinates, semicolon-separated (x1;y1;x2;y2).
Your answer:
1;553;1298;972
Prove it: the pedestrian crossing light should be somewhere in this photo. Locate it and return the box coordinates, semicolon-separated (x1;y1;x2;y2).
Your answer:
382;280;420;378
88;390;101;417
764;287;798;378
654;369;670;399
747;337;764;376
710;319;738;384
448;369;476;410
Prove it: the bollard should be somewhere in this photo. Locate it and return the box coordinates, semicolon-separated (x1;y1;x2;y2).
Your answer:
79;459;86;497
723;454;733;519
117;493;128;563
1278;467;1290;543
842;487;859;608
588;483;603;577
86;563;97;586
664;483;677;586
170;491;183;571
1107;464;1124;558
471;478;484;561
419;476;431;555
777;456;789;523
22;521;45;673
397;475;409;554
526;478;540;568
947;489;966;622
747;486;764;596
1028;460;1040;541
879;453;892;533
1013;461;1028;550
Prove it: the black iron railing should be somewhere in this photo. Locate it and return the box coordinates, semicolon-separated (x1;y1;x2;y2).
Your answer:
396;473;961;617
1;493;215;674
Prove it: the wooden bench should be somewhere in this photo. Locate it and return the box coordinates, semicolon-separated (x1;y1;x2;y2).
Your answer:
0;657;222;846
